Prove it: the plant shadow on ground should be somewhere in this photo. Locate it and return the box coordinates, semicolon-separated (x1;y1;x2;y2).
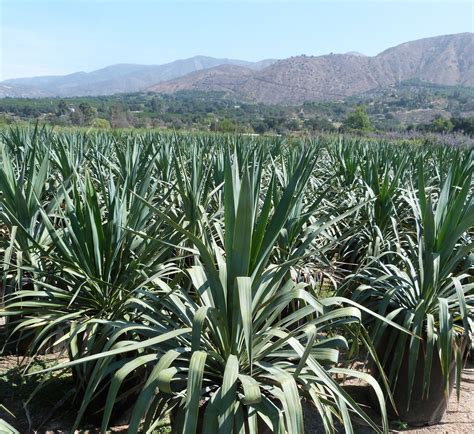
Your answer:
0;355;78;432
0;355;164;433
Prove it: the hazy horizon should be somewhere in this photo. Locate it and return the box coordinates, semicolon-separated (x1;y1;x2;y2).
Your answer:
1;0;473;81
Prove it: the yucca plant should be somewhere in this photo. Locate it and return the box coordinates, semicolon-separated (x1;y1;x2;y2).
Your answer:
0;129;63;353
49;130;89;181
350;155;474;425
1;149;183;408
173;143;216;235
33;149;396;434
0;135;54;270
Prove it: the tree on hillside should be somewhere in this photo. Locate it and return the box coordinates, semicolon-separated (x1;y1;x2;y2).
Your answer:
430;116;453;133
211;118;236;133
110;104;131;128
78;102;96;125
91;118;111;129
251;121;268;134
304;116;335;132
343;106;371;131
451;117;474;136
150;97;162;113
57;100;68;116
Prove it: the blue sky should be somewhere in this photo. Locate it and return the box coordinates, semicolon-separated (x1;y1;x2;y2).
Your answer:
1;0;472;80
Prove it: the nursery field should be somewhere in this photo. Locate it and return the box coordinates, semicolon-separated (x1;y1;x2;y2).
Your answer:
0;126;473;433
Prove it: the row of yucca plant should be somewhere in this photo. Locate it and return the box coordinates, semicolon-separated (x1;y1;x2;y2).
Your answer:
336;154;473;423
0;125;472;433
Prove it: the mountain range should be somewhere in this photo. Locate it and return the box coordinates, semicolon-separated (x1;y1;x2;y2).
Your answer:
0;57;276;98
1;33;472;104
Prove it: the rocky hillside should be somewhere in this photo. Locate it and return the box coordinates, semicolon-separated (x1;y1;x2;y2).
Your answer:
149;33;474;104
0;56;276;98
0;83;50;98
1;33;472;102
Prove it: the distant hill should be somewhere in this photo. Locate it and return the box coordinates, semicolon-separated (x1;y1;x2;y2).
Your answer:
148;33;474;104
0;56;277;98
1;33;472;103
147;64;256;95
0;83;50;98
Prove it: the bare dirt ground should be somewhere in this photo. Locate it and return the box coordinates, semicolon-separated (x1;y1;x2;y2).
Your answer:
1;356;473;433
